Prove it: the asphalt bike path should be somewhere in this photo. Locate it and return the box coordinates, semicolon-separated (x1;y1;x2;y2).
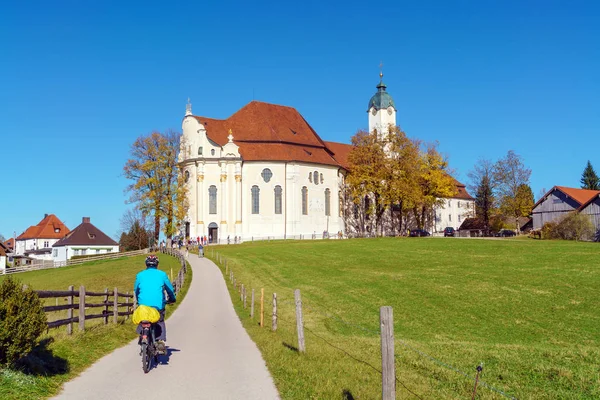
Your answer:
53;254;280;400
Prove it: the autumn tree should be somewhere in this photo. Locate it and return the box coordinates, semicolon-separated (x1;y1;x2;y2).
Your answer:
413;142;456;230
347;129;389;236
119;207;152;251
493;150;532;232
123;130;189;243
468;159;496;235
385;126;422;233
580;161;599;190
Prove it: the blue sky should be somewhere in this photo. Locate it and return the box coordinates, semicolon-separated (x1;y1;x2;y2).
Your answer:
1;1;599;240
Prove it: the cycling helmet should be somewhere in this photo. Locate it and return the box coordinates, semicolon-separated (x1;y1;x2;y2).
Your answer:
145;255;159;268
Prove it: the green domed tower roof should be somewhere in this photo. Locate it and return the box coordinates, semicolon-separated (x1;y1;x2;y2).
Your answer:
367;74;396;112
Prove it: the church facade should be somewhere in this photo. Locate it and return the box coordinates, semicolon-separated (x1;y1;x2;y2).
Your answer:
179;76;473;241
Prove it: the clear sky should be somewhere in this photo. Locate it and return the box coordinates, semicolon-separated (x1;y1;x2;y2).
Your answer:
1;1;599;240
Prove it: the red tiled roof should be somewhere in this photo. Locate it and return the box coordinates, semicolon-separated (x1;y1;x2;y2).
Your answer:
0;242;8;257
17;214;70;240
193;101;343;168
323;141;353;170
452;178;475;200
53;218;117;247
4;238;15;250
533;186;600;210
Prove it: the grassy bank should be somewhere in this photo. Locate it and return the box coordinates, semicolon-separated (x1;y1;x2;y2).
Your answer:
208;238;600;399
0;253;192;400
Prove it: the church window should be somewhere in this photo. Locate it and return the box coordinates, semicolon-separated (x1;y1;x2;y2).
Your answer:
458;215;462;223
449;214;452;222
211;149;215;156
325;188;331;216
198;146;203;156
302;186;308;215
209;185;217;214
261;168;273;183
251;185;260;214
458;201;461;208
320;173;324;184
184;170;190;183
274;185;282;214
308;172;312;183
313;171;319;185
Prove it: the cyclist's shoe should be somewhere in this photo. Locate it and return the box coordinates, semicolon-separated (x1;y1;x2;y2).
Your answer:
156;340;167;355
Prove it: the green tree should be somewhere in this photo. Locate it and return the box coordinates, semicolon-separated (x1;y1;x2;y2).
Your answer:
515;184;534;217
468;159;496;235
0;277;47;366
119;207;151;251
493;150;532;232
123;131;189;242
580;161;600;190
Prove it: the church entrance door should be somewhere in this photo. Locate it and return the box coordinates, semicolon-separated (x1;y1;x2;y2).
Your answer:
208;222;218;244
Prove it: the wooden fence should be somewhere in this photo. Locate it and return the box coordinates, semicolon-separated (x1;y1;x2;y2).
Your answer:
6;248;150;275
34;248;189;333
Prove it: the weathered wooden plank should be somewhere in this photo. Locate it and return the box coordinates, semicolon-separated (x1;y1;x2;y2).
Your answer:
43;304;78;313
78;286;86;332
35;290;79;298
295;289;305;352
67;285;74;335
113;287;118;324
380;306;395;400
48;316;79;329
103;288;109;325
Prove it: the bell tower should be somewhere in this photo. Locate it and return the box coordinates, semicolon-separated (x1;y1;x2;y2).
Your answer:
367;69;396;140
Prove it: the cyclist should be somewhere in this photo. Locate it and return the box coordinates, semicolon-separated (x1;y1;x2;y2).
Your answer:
134;255;176;354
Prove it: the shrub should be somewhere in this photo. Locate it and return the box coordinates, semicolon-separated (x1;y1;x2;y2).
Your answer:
0;277;47;366
541;212;595;241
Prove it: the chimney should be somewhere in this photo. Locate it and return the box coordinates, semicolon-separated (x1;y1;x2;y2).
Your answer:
82;217;91;224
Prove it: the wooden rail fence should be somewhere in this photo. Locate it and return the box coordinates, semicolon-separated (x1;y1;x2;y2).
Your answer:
35;248;189;333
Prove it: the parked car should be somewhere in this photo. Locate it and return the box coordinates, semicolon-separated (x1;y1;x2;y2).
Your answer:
443;227;455;237
495;229;516;237
409;229;431;237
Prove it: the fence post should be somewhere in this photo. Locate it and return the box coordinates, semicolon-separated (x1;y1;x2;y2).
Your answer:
251;289;255;318
113;287;118;324
380;306;395;400
78;285;86;332
103;288;109;325
125;291;130;320
260;288;264;328
294;289;305;352
67;285;74;335
272;293;277;331
243;285;247;309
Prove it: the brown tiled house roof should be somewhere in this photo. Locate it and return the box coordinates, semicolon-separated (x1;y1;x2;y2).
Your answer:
4;238;15;250
194;101;347;168
452;179;475;200
17;214;70;240
0;242;8;257
53;217;118;247
533;186;600;210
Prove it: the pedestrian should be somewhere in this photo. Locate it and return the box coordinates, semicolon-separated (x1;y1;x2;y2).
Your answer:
198;242;204;258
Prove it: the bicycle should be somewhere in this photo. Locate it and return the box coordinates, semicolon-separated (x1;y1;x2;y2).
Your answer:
138;320;160;373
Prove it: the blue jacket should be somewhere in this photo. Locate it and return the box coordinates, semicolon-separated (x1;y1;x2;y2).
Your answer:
134;267;176;311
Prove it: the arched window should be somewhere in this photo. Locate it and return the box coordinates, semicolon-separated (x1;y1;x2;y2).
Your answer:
325;188;331;216
313;171;319;185
302;186;308;215
209;185;217;214
308;172;312;183
198;146;203;156
251;185;260;214
184;170;190;183
211;149;215;156
274;185;282;214
261;168;273;183
320;173;324;184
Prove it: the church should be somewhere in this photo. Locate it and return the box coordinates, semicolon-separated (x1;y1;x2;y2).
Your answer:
178;75;473;242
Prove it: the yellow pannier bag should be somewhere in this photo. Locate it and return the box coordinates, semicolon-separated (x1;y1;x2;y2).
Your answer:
132;305;160;324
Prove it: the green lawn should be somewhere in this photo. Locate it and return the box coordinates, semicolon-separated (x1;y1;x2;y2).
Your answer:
208;238;600;399
0;253;192;400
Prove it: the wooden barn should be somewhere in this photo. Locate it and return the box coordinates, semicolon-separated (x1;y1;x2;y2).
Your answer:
532;186;600;232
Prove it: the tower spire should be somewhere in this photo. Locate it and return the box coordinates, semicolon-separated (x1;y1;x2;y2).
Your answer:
185;97;192;116
379;61;383;80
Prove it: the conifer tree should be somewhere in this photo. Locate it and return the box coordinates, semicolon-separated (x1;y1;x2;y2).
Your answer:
580;161;600;190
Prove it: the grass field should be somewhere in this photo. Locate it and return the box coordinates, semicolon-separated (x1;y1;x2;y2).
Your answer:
208;238;600;399
0;253;192;400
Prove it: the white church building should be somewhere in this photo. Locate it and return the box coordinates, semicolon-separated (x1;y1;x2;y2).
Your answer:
179;74;472;241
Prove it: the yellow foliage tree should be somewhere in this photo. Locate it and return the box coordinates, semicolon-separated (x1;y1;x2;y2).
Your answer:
123;131;189;242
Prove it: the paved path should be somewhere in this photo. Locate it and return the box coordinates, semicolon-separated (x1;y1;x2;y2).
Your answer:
53;255;280;400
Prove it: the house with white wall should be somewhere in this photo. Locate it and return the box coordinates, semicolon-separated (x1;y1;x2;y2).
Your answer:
52;217;119;262
15;214;70;261
432;180;475;233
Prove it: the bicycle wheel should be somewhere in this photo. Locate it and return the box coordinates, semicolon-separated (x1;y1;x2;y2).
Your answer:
141;343;150;373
